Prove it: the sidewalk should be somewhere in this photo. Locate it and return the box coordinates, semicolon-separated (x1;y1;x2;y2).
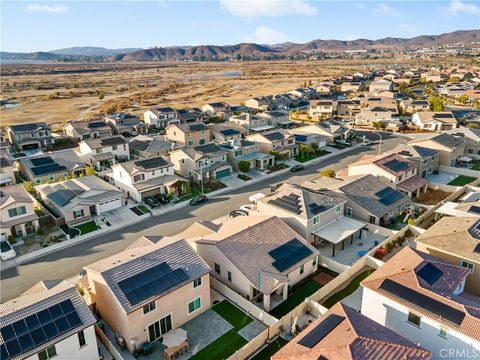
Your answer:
0;143;362;271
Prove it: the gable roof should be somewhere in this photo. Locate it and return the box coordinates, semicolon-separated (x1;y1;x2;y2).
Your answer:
7;122;49;133
65;120;111;135
115;156;172;175
386;144;438;160
372;153;416;176
0;184;34;209
128;135;178;153
169;122;209;133
429;133;465;148
81;135;126;149
414;111;457;125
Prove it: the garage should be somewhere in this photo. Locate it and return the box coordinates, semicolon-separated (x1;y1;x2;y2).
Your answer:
216;168;231;179
22;143;39;151
96;197;123;214
140;187;162;200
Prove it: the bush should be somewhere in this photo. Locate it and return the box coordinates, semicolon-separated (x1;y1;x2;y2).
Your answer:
7;235;16;244
23;181;36;194
36;227;45;235
238;160;251;173
320;168;336;178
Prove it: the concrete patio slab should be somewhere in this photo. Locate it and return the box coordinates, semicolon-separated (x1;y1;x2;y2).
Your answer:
427;171;459;185
238;320;267;342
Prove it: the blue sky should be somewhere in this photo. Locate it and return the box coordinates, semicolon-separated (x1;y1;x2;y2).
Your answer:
2;0;479;52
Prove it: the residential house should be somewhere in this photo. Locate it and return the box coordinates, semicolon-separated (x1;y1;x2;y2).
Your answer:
0;280;97;360
315;84;333;96
165;122;210;148
229;113;274;133
361;247;480;358
105;113;148;135
0;158;16;186
193;215;319;311
409;133;465;166
36;176;125;226
421;72;448;83
355;106;397;126
111;157;184;202
340;82;364;93
208;122;248;143
0;184;39;241
369;79;394;93
18;151;87;184
143;107;178;129
6;123;54;151
63;120;113;141
220;139;275;171
201;102;232;119
436;82;474;98
290;122;351;144
347;153;427;198
77;136;129;171
257;110;291;128
175;108;208;123
361;96;398;112
128;135;179;159
309;100;334;119
287;128;327;150
416;217;480;296
247;130;299;159
0;129;11;157
272;302;432;360
84;237;211;353
385;144;439;178
446;127;480;160
230;105;257;115
245;96;271;111
303;174;411;225
169;143;232;181
434;186;480;220
400;99;430;114
412;111;459;131
336;100;361;118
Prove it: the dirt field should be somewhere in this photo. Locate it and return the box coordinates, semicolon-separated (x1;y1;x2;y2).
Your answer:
0;57;465;129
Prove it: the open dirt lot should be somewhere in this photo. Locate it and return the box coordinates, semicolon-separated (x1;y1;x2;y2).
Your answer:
1;57;464;129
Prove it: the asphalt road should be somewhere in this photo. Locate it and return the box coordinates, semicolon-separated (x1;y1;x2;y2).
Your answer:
0;132;406;302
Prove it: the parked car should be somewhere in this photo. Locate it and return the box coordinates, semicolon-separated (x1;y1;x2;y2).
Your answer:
290;164;304;172
155;193;170;205
361;139;373;146
336;139;352;146
144;197;161;208
229;209;248;218
121;131;134;138
0;241;16;261
240;204;255;213
190;195;208;205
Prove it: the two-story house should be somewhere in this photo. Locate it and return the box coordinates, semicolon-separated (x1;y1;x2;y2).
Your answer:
446;127;480;160
247;130;299;159
309;100;334;118
128;135;179;159
84;237;211;353
208;122;248;143
143;107;178;128
63;120;113;141
399;99;430;114
220;139;275;172
0;184;40;241
336;100;361;118
201;102;232;119
411;111;458;131
369;79;394;93
355;106;397;126
385;144;439;179
257;110;291;128
409;133;465;166
0;129;11;157
229;113;274;133
105;113;148;135
165;122;210;148
6;123;54;151
175;108;208;123
340;82;364;93
245;96;271;111
77;136;130;171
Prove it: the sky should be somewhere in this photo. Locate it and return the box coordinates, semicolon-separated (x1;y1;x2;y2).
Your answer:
1;0;480;52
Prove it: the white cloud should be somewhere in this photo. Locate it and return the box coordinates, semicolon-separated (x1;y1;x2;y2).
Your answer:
242;26;290;44
448;0;480;15
374;3;400;16
400;23;416;32
26;4;68;13
220;0;317;19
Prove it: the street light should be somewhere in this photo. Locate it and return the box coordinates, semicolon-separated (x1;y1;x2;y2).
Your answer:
372;131;383;155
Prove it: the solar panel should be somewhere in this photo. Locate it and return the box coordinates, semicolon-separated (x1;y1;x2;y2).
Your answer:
118;262;189;306
195;143;222;154
220;129;240;136
264;132;284;141
469;206;480;215
379;279;466;326
269;238;313;272
309;203;325;215
31;164;68;176
294;134;308;143
474;243;480;254
0;299;82;360
383;159;410;173
188;123;208;131
298;314;345;348
30;157;54;166
417;263;443;286
101;137;125;146
376;187;404;206
88;121;106;128
269;197;302;215
135;157;168;170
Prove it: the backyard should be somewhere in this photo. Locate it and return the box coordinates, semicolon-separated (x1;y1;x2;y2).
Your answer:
250;337;289;360
74;220;99;235
269;279;322;319
447;175;477;186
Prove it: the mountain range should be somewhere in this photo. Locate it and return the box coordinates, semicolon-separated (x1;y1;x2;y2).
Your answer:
1;30;478;62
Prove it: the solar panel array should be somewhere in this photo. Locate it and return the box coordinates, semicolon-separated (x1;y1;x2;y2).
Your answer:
220;129;240;136
31;163;68;176
0;300;82;360
87;121;106;128
375;187;404;206
135;157;168;170
309;203;325;215
188;123;208;131
383;159;410;173
417;263;444;286
48;187;84;207
297;314;345;348
469;206;480;215
263;132;284;141
118;262;189;306
398;150;413;157
195;143;222;154
379;279;466;326
269;238;313;272
30;157;54;167
269;193;302;215
294;135;308;143
101;137;125;146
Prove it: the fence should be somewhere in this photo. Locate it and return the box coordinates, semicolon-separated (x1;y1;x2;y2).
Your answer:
439;165;480;178
95;324;124;360
363;223;397;238
226;328;269;360
427;181;462;193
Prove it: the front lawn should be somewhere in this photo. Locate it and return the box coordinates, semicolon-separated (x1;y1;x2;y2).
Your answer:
322;269;374;308
269;280;322;318
294;153;316;163
74;220;100;235
472;162;480;171
447;175;477;186
250;337;289;360
137;205;150;214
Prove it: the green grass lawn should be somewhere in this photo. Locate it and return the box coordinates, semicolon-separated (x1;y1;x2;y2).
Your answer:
294;153;317;163
322;269;374;309
447;175;477;186
173;189;202;203
137;205;150;214
74;220;99;235
250;337;289;360
269;280;322;319
472;163;480;171
213;300;253;330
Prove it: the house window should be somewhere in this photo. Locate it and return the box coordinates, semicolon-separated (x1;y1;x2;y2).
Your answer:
8;206;27;218
468;149;473;154
335;205;341;213
38;345;57;360
461;260;475;273
181;159;185;164
112;145;118;151
439;328;448;338
35;177;42;184
221;155;225;161
148;314;172;342
346;207;352;216
407;312;421;327
188;297;202;314
312;257;317;267
73;209;84;219
214;263;221;274
429;167;433;173
300;264;305;275
143;300;156;315
48;174;55;181
227;271;232;282
188;140;194;146
199;138;206;145
78;330;86;347
193;277;202;288
313;216;319;225
133;174;145;182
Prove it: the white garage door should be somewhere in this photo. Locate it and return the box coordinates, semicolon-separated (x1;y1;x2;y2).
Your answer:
97;198;123;214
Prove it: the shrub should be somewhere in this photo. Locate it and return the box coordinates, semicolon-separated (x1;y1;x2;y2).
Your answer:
36;227;45;235
7;235;16;244
320;168;336;178
238;160;251;173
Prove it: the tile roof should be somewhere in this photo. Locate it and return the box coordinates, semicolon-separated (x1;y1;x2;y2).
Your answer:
82;135;126;149
115;156;172;174
170;122;209;133
386;144;438;160
430;133;465;149
128;135;178;153
0;184;34;209
372;153;416;176
7;122;49;132
414;111;457;125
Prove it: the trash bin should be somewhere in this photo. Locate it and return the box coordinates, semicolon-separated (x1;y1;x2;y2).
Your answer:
142;342;153;355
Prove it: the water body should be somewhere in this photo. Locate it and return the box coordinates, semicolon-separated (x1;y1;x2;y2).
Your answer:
224;71;241;77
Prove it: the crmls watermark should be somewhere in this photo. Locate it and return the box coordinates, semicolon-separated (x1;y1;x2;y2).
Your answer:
439;348;479;359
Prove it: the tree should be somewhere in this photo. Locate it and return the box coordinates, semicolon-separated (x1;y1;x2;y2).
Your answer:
84;166;95;176
458;94;469;105
448;76;460;83
467;123;478;129
320;168;336;178
238;160;251;173
299;144;315;159
23;181;36;194
428;96;444;111
271;150;288;165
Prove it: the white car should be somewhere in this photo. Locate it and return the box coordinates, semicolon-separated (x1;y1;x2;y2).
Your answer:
0;241;16;261
361;139;373;146
336;139;351;146
240;204;256;213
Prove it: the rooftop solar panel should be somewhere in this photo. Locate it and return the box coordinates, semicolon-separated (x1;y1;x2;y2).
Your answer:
417;263;444;286
188;123;208;131
298;314;345;349
264;132;284;141
135;157;168;170
195;143;222;154
269;199;302;215
220;129;240;136
469;206;480;215
30;157;54;167
379;279;465;326
31;164;68;176
269;238;313;272
383;159;410;173
88;121;106;128
309;203;325;215
101;137;125;146
474;243;480;254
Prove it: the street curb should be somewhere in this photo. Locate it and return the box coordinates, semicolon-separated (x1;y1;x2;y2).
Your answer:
1;144;362;271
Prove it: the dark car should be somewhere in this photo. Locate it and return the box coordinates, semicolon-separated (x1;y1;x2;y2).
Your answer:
290;164;304;172
144;197;161;208
155;193;170;204
229;209;248;218
121;131;133;138
190;195;208;205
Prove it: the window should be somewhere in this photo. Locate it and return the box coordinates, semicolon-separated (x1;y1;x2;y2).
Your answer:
181;159;185;164
335;205;341;213
227;271;232;282
148;314;172;341
73;209;84;219
312;257;317;267
407;312;421;326
48;174;55;181
439;328;447;338
188;297;202;314
38;345;57;360
35;178;41;184
300;264;305;275
133;174;145;182
199;138;206;145
8;206;27;218
461;260;475;273
313;216;319;225
429;167;433;173
143;300;156;315
193;277;202;288
468;149;473;154
112;145;118;151
346;207;352;216
188;140;194;146
221;154;225;161
214;263;221;274
78;330;86;347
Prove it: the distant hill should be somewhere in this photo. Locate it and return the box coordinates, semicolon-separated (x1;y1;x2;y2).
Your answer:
50;46;142;56
0;51;61;61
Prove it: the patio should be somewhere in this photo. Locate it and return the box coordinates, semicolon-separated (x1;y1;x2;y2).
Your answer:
427;171;459;185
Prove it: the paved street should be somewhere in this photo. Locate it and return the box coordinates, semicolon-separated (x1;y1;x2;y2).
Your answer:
0;133;406;302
